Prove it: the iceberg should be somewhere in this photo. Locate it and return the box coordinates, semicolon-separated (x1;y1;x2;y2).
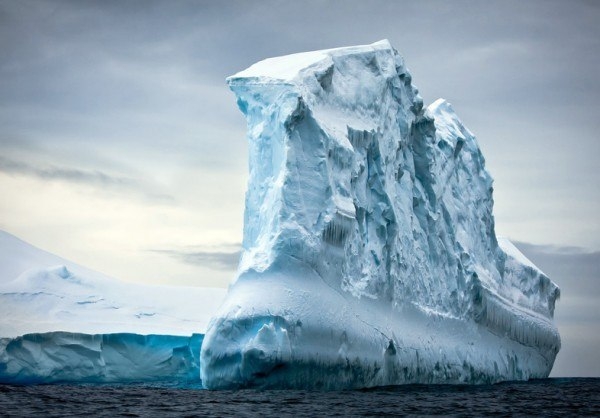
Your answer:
0;231;226;383
200;40;561;389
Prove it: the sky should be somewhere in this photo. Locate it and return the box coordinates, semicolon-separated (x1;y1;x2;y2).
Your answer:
0;0;598;376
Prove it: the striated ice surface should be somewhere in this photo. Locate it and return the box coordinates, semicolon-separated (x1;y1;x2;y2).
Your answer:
0;332;203;384
200;40;561;389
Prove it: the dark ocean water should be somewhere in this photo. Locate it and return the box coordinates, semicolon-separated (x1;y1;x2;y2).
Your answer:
1;378;598;417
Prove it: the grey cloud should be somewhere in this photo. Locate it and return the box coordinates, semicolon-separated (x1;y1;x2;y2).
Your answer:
0;155;173;202
0;0;249;173
2;0;598;177
152;247;240;271
0;155;133;187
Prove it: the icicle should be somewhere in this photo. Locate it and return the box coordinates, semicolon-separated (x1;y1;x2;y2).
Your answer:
476;291;560;354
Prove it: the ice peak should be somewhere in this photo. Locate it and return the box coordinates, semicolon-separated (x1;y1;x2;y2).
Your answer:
427;98;453;114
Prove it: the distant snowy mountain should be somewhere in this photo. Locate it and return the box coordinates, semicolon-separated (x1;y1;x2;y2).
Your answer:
0;230;226;337
0;230;226;383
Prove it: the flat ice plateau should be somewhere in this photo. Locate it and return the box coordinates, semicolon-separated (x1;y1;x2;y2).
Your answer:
200;40;561;389
0;231;225;383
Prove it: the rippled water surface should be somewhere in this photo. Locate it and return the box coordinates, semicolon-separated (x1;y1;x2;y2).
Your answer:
1;378;598;417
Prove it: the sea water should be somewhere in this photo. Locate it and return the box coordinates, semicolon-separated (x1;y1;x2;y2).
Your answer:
1;378;598;416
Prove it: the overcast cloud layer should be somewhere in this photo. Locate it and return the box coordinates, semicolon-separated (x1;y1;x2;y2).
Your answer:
0;0;598;376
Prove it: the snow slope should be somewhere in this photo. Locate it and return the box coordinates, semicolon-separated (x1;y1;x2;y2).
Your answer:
200;40;561;389
0;230;226;383
0;230;226;337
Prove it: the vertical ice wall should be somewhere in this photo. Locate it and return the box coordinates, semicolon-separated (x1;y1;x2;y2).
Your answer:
201;40;560;389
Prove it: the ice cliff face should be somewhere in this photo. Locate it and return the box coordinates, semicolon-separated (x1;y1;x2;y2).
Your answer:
0;332;203;384
200;40;561;389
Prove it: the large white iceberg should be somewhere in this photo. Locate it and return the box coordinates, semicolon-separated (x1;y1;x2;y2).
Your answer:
0;231;226;383
200;40;561;389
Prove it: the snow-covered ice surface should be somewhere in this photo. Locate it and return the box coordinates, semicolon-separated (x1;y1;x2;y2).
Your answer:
0;231;226;383
201;40;561;389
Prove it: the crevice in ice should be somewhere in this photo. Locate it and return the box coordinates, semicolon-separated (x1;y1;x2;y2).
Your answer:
322;212;354;247
347;127;377;150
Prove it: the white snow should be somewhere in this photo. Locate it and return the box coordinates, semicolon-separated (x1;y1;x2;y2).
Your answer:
497;236;540;271
0;231;226;338
229;39;392;82
200;40;561;389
